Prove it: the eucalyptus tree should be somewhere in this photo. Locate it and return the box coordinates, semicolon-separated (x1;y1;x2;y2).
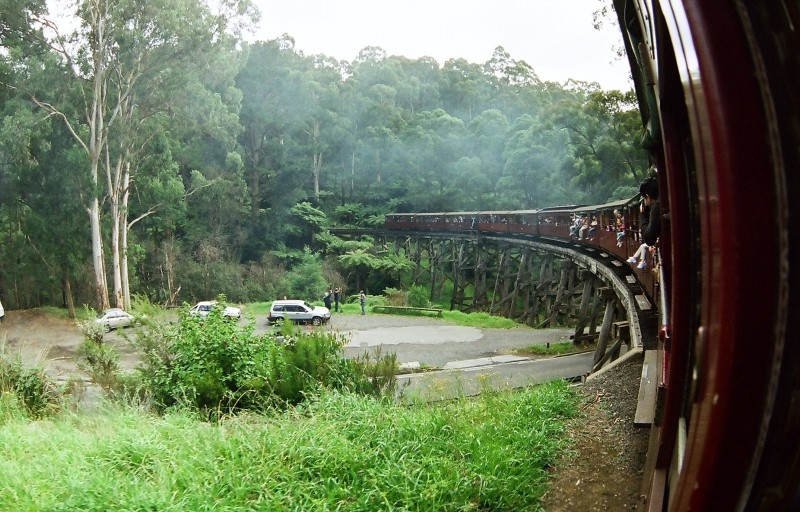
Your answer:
393;56;442;115
5;0;256;310
399;108;467;211
465;108;509;207
237;38;308;236
438;58;490;122
301;54;346;202
344;48;412;201
499;114;571;208
0;0;89;310
551;86;646;203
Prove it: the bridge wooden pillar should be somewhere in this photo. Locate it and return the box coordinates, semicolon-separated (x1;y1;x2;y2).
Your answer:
472;242;490;311
374;232;610;335
573;270;600;345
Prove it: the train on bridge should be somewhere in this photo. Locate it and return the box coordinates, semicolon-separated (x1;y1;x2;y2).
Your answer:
384;196;660;303
386;0;799;510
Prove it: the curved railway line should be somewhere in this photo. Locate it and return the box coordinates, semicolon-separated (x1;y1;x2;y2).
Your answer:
341;1;800;509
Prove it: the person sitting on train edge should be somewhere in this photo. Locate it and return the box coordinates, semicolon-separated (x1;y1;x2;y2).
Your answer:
614;209;625;247
588;216;599;239
578;214;590;239
638;175;660;246
627;176;661;270
627;243;650;269
569;214;582;238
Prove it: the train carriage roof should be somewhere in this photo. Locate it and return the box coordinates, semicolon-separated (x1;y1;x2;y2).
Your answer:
475;210;515;216
570;196;640;214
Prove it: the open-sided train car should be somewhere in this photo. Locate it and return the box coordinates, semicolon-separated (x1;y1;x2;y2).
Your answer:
386;0;799;508
384;194;658;305
614;0;799;510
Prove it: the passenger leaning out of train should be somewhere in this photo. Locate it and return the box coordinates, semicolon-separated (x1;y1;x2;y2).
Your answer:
578;215;590;240
569;214;583;238
614;209;625;247
627;176;660;270
587;216;599;239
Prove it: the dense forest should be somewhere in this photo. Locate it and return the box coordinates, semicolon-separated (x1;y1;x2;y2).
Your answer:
0;0;647;313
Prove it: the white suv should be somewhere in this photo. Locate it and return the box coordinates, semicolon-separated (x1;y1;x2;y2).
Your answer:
189;301;242;320
268;300;330;326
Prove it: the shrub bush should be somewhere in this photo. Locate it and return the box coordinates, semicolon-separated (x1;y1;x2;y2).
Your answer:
0;351;60;419
132;306;396;418
75;338;121;391
76;318;125;396
406;285;430;308
383;287;406;306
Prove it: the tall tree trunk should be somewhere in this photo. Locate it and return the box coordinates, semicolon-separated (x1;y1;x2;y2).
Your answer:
89;197;109;309
88;1;110;310
250;158;261;224
62;277;75;319
350;151;355;200
164;243;174;306
110;155;124;309
121;163;131;310
311;119;322;200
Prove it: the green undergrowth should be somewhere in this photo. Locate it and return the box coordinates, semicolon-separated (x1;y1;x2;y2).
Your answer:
372;307;521;329
0;381;579;511
515;341;591;357
438;309;520;328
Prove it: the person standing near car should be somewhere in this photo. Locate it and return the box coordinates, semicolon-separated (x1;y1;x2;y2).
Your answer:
333;287;340;312
323;289;332;310
359;291;366;315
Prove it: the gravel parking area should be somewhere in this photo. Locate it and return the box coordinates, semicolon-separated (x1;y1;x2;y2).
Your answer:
0;309;573;375
329;312;573;367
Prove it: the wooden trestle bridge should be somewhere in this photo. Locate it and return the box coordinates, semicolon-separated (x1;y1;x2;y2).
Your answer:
335;228;659;373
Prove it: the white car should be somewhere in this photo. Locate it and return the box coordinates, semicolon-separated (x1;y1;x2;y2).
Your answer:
95;308;136;331
268;299;330;326
189;301;241;320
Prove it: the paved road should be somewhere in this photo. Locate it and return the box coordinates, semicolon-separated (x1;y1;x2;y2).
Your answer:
327;312;574;368
397;352;594;402
325;313;594;398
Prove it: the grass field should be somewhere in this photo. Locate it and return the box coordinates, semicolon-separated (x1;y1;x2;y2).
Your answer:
0;382;579;511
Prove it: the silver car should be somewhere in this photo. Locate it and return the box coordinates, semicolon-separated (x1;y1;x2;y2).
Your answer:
189;301;242;320
268;300;330;326
95;308;135;331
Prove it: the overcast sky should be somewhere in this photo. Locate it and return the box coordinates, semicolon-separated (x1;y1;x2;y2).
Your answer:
252;0;632;91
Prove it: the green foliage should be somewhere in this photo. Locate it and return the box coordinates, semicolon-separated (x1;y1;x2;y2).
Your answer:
132;309;396;417
438;310;521;329
129;294;161;318
406;285;430;308
0;6;645;310
517;341;585;356
285;259;327;300
75;338;121;392
77;317;106;344
0;351;60;420
349;347;398;396
382;287;406;305
0;381;579;511
290;201;328;229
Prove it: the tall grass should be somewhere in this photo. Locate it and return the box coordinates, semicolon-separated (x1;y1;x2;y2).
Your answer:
0;381;578;511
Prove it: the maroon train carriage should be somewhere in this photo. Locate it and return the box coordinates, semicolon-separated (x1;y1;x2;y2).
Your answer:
615;0;800;510
535;205;581;238
440;212;480;231
384;0;800;509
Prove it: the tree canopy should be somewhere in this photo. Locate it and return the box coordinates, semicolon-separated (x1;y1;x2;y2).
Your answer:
0;0;646;311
